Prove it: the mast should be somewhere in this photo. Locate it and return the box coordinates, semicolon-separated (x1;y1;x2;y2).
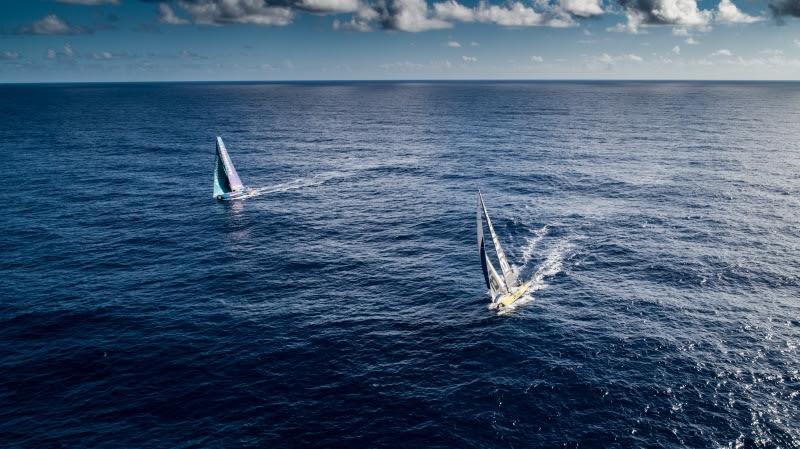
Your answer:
477;193;509;295
478;192;518;288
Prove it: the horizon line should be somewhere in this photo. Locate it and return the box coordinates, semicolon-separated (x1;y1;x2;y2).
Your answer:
2;78;800;86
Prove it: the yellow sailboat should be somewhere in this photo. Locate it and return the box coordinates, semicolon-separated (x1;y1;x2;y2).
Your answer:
477;191;530;309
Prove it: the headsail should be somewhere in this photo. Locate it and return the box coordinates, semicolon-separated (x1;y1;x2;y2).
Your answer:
477;193;509;296
213;136;245;197
478;191;519;288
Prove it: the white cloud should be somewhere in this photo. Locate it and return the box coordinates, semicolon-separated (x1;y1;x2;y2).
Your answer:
433;0;476;21
475;2;547;26
794;39;800;48
715;0;761;23
0;51;21;60
177;0;294;26
158;4;190;25
389;0;452;32
92;51;113;60
672;26;689;35
462;55;477;62
44;44;75;60
597;53;644;64
672;45;681;54
333;4;378;31
531;55;544;62
19;14;88;35
297;0;360;13
559;0;603;17
433;0;574;28
686;36;699;44
446;40;461;47
711;48;733;56
611;0;712;34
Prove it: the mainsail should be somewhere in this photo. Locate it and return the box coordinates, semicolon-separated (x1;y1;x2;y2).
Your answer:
477;193;509;296
213;136;245;197
477;192;519;289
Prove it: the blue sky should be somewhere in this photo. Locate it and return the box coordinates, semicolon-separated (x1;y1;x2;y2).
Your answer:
1;0;800;81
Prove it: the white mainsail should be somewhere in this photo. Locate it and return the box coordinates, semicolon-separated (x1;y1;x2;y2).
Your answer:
478;192;519;288
477;195;508;296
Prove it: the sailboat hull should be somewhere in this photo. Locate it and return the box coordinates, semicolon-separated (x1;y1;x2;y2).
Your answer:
215;189;251;201
495;281;532;308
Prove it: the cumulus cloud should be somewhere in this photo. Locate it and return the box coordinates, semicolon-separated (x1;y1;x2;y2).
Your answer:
46;43;76;60
530;55;544;62
672;45;680;54
56;0;120;4
559;0;603;17
433;0;574;27
446;40;461;47
715;0;761;23
332;4;379;30
685;36;699;44
296;0;360;13
462;55;477;62
433;0;476;21
612;0;712;33
173;0;294;26
158;3;190;24
18;14;90;35
597;52;643;64
92;51;114;59
0;51;21;60
711;48;733;56
385;0;452;32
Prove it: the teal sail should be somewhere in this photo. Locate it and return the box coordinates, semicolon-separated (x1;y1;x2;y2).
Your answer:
213;136;247;199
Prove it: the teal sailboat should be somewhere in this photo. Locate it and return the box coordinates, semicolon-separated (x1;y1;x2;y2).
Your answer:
213;136;250;201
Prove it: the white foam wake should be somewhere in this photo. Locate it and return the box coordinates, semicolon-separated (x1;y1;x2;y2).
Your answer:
244;171;344;198
497;239;572;315
520;225;549;268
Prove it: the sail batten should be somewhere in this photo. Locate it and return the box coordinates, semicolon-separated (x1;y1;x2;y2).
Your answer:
478;192;518;288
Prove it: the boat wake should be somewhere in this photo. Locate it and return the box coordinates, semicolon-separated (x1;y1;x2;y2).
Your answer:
496;235;572;315
244;171;344;199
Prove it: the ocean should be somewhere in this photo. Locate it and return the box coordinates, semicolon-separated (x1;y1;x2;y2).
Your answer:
1;81;798;448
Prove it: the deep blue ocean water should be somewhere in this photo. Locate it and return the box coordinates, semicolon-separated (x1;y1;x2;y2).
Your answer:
1;81;799;448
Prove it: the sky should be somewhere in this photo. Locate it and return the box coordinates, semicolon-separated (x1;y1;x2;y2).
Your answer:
1;0;800;81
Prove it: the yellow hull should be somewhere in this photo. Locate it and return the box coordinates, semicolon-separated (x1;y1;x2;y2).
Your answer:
497;281;532;308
